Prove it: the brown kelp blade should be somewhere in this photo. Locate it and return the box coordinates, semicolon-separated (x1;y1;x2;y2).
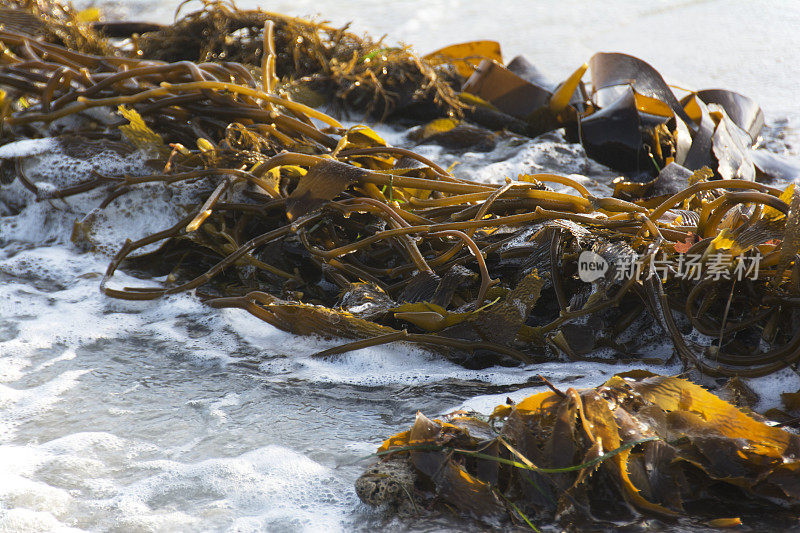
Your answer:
361;373;800;527
424;40;503;79
463;59;552;119
286;159;368;220
580;86;652;173
696;88;764;143
461;57;582;137
589;52;693;126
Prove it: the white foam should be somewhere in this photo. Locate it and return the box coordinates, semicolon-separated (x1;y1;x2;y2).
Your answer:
0;508;84;533
0;140;203;257
750;368;800;412
0;138;58;159
105;445;351;532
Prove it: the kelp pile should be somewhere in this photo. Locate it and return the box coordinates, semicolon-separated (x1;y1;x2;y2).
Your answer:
0;0;113;55
358;372;800;529
130;1;465;120
1;0;800;381
3;2;800;529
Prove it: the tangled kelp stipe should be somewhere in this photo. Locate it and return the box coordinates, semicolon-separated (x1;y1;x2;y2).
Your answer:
2;0;800;382
131;1;466;120
0;0;114;55
359;372;800;529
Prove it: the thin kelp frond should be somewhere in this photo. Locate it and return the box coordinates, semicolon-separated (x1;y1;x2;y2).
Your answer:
130;0;465;120
0;0;113;55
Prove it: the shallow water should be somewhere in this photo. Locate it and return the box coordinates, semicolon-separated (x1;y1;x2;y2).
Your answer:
1;2;800;531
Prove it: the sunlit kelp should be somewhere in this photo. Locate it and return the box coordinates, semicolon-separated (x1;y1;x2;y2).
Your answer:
112;0;465;121
1;0;800;379
0;0;113;55
358;372;800;529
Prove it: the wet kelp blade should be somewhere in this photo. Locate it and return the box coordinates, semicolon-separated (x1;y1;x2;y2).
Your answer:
359;373;800;528
424;40;503;79
696;89;764;143
588;52;693;125
582;53;771;182
463;59;552;118
285;159;368;220
580;86;652;173
461;58;582;137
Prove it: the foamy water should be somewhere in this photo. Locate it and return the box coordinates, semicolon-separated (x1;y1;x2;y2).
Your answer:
2;2;800;531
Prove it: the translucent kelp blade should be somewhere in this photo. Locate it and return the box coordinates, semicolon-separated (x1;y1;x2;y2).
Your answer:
462;59;552;119
697;89;764;143
620;375;800;458
579;389;677;516
362;373;800;526
117;105;168;156
424;40;503;79
589;52;693;126
679;94;717;171
438;461;505;517
710;107;756;181
286;159;368;220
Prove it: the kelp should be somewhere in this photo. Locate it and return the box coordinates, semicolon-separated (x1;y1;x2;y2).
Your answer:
0;0;113;55
126;0;466;120
358;372;800;529
2;0;800;378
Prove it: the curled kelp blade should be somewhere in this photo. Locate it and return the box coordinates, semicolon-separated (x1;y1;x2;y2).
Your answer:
463;59;553;119
286;159;369;220
696;89;764;143
589;52;693;126
462;57;583;137
583;53;769;183
680;89;762;180
361;373;800;527
424;40;503;79
710;106;757;180
579;86;653;174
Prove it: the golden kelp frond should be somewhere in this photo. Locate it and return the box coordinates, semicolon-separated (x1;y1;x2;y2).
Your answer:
3;5;800;527
359;373;800;528
0;0;113;55
127;0;465;120
3;0;794;183
117;105;168;156
424;40;503;79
